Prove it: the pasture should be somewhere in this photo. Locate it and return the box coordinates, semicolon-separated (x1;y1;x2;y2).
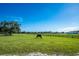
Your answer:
0;34;79;56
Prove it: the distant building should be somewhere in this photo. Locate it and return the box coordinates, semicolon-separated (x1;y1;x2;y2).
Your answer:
66;30;79;34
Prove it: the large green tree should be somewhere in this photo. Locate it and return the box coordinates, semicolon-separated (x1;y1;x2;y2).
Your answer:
0;21;20;36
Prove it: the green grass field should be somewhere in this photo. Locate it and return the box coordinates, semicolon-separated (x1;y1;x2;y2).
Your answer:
0;34;79;56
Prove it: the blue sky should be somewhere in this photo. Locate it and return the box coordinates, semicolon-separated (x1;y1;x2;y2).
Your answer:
0;3;79;32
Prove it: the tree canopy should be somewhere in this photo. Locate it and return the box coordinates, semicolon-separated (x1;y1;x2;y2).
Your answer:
0;21;20;36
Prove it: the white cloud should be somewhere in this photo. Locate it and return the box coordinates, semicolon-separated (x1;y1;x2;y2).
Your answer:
59;27;79;32
0;16;24;23
10;16;23;23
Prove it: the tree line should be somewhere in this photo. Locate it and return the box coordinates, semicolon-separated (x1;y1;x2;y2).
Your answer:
0;21;79;36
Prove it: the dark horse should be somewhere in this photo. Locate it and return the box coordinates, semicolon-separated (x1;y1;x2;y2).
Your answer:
36;34;42;38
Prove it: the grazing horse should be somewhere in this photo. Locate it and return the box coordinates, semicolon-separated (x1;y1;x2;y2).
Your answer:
36;34;42;38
